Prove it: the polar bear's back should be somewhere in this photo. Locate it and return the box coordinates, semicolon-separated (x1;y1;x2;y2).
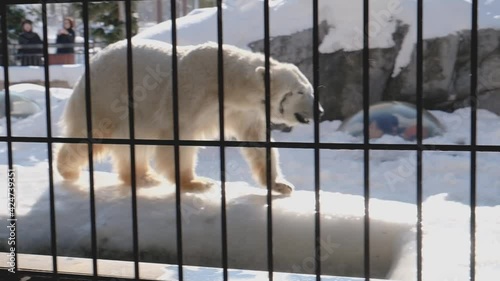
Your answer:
61;39;270;139
62;40;176;136
71;39;267;112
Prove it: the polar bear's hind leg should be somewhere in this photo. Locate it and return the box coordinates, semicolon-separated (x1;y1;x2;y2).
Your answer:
112;145;161;186
57;143;87;180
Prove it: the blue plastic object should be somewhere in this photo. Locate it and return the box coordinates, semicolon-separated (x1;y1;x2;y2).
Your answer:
338;101;445;140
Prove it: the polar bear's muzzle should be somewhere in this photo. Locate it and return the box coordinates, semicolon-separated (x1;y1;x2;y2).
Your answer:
294;113;310;124
293;95;325;124
276;90;325;125
294;107;324;124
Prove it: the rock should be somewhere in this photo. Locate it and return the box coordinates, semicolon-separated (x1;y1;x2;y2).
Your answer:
450;29;500;111
385;33;462;109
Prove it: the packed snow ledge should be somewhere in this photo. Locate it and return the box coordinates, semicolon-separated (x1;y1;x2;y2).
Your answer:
0;171;414;279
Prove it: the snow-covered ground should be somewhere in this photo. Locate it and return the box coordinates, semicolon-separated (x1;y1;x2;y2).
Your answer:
0;84;499;280
0;65;83;88
136;0;500;76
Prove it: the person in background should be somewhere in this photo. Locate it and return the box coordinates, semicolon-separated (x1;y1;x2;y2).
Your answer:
18;19;43;66
56;17;75;54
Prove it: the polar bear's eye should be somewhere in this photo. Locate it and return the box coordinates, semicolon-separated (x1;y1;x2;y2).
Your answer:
297;91;304;95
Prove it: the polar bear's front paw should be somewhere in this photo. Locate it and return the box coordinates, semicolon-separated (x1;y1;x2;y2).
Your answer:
181;177;214;193
273;181;294;195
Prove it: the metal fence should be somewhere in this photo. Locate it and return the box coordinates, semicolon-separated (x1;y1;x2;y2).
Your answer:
1;0;498;281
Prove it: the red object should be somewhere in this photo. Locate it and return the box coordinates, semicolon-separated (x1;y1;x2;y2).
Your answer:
48;54;75;65
403;125;429;140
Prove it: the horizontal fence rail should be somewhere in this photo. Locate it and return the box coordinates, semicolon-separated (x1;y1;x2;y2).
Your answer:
0;136;498;152
1;0;498;281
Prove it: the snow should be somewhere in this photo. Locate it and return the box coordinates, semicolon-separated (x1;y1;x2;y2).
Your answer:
0;166;414;278
158;265;389;281
0;65;83;88
135;0;500;76
0;83;499;280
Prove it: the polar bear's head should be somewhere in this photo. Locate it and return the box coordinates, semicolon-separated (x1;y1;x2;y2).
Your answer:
256;64;324;126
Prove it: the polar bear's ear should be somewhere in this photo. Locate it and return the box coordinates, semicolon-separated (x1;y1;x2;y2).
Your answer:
255;66;272;80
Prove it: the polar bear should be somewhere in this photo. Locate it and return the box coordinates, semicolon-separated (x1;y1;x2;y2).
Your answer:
56;39;323;194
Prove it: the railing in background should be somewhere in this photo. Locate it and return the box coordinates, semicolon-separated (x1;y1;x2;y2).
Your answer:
2;42;106;66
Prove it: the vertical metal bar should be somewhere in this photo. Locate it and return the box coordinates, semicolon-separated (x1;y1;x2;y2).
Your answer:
216;1;229;280
362;0;370;280
416;1;423;281
312;0;321;280
470;0;478;279
124;0;140;279
82;1;98;279
1;3;16;275
263;0;273;280
170;0;184;280
41;1;58;276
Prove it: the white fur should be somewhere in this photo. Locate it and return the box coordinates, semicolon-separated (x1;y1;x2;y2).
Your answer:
56;39;319;193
